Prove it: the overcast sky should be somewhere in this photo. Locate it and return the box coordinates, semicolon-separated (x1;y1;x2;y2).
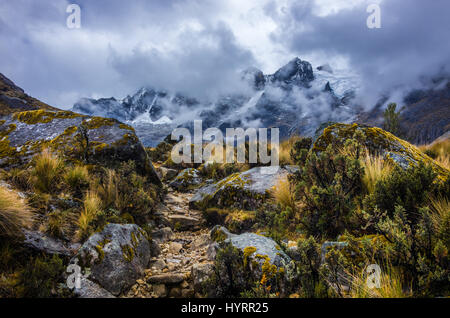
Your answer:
0;0;449;109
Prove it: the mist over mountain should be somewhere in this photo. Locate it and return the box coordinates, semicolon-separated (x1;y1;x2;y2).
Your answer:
73;57;360;147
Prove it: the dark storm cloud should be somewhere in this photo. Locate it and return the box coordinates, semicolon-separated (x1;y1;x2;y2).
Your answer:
0;0;449;109
268;0;450;107
109;22;256;99
0;0;256;107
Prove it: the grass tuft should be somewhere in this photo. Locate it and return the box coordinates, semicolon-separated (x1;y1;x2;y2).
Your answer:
30;149;63;194
419;138;450;170
349;265;411;298
0;186;34;238
361;154;393;194
271;176;296;211
279;135;302;165
63;165;89;196
77;190;102;240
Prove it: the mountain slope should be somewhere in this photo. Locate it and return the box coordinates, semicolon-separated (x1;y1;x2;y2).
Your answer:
357;80;450;145
0;73;58;115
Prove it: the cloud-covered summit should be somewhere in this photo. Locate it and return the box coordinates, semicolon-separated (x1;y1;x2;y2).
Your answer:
0;0;449;110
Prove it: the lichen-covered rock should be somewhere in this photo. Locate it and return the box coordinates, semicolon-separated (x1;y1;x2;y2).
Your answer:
169;168;202;191
157;166;178;181
189;166;298;210
211;226;292;268
0;109;160;184
191;263;214;293
314;123;449;178
206;226;296;297
168;214;201;231
71;223;151;296
23;230;80;257
74;277;115;298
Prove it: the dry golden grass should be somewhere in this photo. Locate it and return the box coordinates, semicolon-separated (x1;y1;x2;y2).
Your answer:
349;265;411;298
271;176;296;211
96;169;120;210
77;190;101;240
63;165;89;193
0;186;34;238
279;135;303;165
428;195;450;234
419;138;450;170
30;148;63;193
361;154;393;194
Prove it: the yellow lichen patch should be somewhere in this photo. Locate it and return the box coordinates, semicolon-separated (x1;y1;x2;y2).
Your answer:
121;244;135;262
94;238;111;263
12;110;83;125
83;117;115;129
92;142;108;153
0;136;16;159
243;246;257;268
119;123;135;131
313;123;449;180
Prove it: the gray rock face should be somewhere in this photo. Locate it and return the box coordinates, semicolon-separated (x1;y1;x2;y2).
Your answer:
168;215;200;231
270;57;314;86
157;167;178;181
211;226;291;267
191;263;214;293
169;168;202;191
207;226;296;297
72;223;151;296
151;227;173;244
74;277;115;298
147;273;185;285
0;110;160;184
23;230;80;256
313;123;448;176
190;166;298;210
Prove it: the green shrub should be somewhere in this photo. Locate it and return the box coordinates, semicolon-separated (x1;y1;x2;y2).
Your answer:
18;254;66;298
383;102;401;136
367;162;437;218
292;143;364;239
30;149;64;194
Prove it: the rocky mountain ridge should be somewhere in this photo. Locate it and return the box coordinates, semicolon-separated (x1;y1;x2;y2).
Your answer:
73;58;360;147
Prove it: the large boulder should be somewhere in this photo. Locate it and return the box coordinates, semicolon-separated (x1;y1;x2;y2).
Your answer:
0;109;160;183
169;168;202;191
72;223;151;296
189;166;299;210
211;226;292;268
314;123;449;177
205;226;296;297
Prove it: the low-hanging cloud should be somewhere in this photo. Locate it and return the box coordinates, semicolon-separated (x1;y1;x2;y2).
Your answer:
268;0;450;108
0;0;449;111
0;0;258;107
109;22;256;101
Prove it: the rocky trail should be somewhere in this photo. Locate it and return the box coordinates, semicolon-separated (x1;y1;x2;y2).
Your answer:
126;189;214;298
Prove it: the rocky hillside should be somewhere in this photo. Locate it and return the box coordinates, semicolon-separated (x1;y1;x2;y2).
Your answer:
0;73;58;115
357;79;450;145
